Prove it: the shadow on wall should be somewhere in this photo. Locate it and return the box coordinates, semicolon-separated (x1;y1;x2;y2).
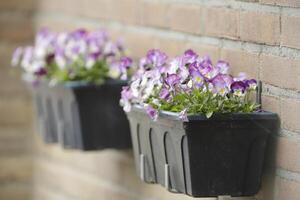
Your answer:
259;120;281;200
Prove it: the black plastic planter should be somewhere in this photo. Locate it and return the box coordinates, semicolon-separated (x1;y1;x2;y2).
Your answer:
126;106;279;197
30;79;132;150
30;82;57;143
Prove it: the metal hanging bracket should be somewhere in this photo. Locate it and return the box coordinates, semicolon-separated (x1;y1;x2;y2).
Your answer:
57;120;65;144
165;164;170;190
140;154;145;181
256;80;262;109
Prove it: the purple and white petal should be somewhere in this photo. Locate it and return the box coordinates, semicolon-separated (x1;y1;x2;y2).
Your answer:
179;108;188;122
11;47;23;66
145;105;159;121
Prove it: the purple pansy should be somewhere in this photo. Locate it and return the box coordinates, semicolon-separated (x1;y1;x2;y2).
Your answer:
11;47;23;66
231;81;247;96
245;79;257;90
190;67;204;88
183;49;198;63
104;42;119;57
234;72;247;81
145;105;158;121
109;57;132;80
21;47;33;68
120;49;258;121
215;60;229;75
197;56;219;80
121;86;133;101
118;57;133;70
179;108;188;122
159;87;170;100
146;49;168;68
71;28;88;40
12;28;131;83
54;47;67;69
120;86;133;112
211;74;233;96
86;52;100;69
199;55;213;68
165;74;181;88
34;67;47;76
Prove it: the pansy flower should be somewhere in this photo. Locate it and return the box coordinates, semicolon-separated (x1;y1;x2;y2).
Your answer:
189;67;205;88
179;108;188;122
121;49;258;119
159;87;170;100
145;105;158;121
245;79;257;90
211;74;233;96
231;81;247;96
12;28;131;83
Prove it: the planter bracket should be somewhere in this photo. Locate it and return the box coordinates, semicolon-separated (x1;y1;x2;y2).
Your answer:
256;80;262;108
140;154;145;181
165;164;170;190
57;120;65;145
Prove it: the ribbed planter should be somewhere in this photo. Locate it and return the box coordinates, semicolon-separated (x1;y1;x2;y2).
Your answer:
126;105;278;197
30;79;132;150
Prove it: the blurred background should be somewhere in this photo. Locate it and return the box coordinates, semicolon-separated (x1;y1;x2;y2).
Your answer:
0;0;300;199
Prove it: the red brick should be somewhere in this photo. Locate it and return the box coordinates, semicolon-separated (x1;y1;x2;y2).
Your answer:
0;43;21;68
276;178;300;200
0;44;31;97
81;0;111;20
240;11;280;45
62;0;85;16
0;15;33;43
220;48;260;79
0;183;31;200
106;0;140;24
167;4;202;34
281;15;300;49
34;152;212;200
261;95;280;114
0;156;33;181
281;98;300;133
35;0;61;13
0;128;33;154
276;137;300;172
36;0;84;16
34;160;139;200
203;7;239;39
122;31;157;59
34;17;79;32
0;97;33;126
260;0;300;7
140;1;169;28
261;54;300;90
0;0;34;11
154;37;187;57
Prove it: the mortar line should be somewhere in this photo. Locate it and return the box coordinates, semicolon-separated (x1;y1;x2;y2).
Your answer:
33;11;300;59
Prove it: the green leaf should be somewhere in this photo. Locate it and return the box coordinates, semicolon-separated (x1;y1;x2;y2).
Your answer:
206;111;213;118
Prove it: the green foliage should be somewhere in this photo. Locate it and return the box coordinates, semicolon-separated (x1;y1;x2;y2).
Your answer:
47;59;109;85
151;86;259;118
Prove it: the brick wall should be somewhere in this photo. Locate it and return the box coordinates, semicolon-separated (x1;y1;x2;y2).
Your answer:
0;0;35;199
0;0;299;199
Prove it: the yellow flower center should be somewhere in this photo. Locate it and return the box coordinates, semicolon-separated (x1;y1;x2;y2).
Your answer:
195;76;202;82
219;88;225;95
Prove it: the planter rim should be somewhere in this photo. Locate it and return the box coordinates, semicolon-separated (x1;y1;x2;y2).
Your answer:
130;105;278;121
61;78;127;88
